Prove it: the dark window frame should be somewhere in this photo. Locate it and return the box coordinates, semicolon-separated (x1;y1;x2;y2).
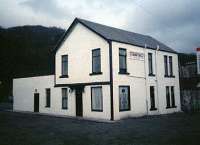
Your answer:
90;48;102;75
45;88;51;108
169;56;174;77
119;86;131;112
62;88;68;109
171;86;176;108
148;53;155;76
164;55;168;77
61;55;68;77
150;86;157;111
119;48;129;74
166;86;171;108
91;86;103;112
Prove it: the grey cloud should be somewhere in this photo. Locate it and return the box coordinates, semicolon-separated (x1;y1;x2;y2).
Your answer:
0;0;199;53
21;0;71;19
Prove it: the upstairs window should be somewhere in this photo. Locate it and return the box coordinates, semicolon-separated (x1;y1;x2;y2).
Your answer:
169;56;173;76
119;86;130;111
91;87;103;111
148;53;154;76
45;88;50;107
164;55;168;77
119;48;127;74
61;55;68;76
92;49;101;74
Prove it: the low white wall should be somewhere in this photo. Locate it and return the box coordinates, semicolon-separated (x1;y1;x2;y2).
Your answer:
13;75;76;117
13;75;111;120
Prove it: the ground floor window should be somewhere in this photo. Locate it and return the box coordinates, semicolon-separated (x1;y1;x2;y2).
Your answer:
150;86;157;110
166;86;176;108
91;86;103;111
62;88;68;109
119;86;130;111
45;88;50;107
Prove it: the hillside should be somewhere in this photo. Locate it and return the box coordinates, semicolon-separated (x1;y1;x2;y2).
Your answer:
0;25;65;101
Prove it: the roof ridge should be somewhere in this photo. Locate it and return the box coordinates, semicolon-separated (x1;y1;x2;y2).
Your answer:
76;17;150;38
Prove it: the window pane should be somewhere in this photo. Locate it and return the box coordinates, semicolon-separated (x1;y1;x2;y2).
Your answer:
92;56;100;73
119;49;127;73
119;49;126;56
91;87;103;111
92;49;101;73
148;53;153;74
150;86;155;109
171;86;175;107
166;86;170;107
169;56;173;76
92;49;100;57
164;55;168;76
62;88;68;109
62;55;68;75
46;88;50;107
119;86;130;111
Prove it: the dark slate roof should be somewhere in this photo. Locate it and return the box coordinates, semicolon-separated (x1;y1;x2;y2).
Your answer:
54;18;177;53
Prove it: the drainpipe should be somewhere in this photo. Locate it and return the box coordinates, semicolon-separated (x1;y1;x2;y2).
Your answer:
144;44;149;115
155;45;160;114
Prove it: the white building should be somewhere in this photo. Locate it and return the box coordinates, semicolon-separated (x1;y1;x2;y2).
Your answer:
13;18;181;121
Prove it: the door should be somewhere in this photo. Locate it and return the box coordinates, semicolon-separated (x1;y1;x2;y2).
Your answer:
75;87;83;116
34;93;39;112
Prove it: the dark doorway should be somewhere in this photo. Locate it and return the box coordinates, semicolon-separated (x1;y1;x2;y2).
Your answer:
75;86;83;117
34;93;39;112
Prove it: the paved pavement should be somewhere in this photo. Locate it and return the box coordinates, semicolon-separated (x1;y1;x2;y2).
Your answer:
0;104;200;145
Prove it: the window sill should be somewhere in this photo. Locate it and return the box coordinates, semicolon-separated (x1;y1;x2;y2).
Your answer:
62;107;68;110
166;106;177;109
118;72;130;75
45;106;50;108
149;74;155;77
119;109;131;112
59;75;69;78
89;72;102;75
150;107;157;111
91;109;103;112
164;75;175;78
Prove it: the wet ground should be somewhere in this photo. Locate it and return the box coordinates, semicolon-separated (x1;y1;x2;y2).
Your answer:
0;104;199;145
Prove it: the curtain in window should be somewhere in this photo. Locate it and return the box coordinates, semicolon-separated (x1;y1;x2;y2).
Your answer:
92;87;103;111
119;86;129;110
62;88;68;109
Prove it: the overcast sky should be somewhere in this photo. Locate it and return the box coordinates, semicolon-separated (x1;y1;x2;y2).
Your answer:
0;0;199;53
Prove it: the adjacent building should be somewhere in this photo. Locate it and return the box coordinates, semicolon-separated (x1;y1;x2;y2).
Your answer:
13;18;181;120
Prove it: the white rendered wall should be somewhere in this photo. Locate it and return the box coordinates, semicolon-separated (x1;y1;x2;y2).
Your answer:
156;51;181;114
112;42;147;120
111;41;181;120
13;75;76;117
55;23;110;85
82;85;111;120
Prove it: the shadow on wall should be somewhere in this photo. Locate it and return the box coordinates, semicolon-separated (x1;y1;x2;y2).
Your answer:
181;89;200;112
